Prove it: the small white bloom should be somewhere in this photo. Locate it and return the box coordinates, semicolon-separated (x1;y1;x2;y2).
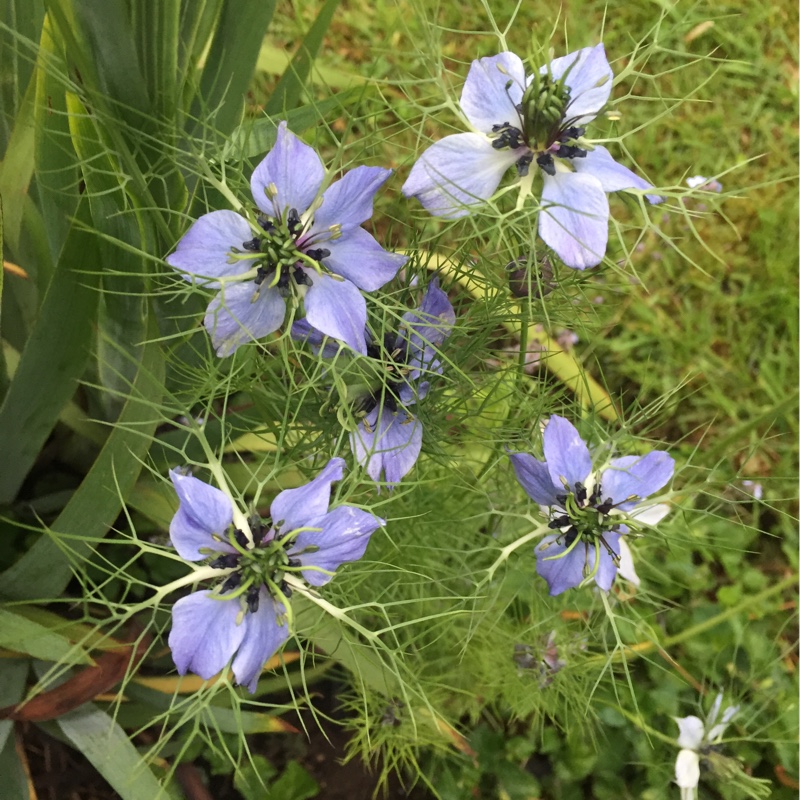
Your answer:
686;175;723;192
673;693;739;799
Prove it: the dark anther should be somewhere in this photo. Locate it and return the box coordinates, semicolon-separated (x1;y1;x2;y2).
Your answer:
561;126;585;140
210;553;240;570
516;152;534;177
280;580;293;598
574;482;588;504
286;208;302;234
563;528;579;547
548;514;571;529
293;267;312;287
221;572;241;593
234;528;249;548
596;498;615;515
287;557;301;568
491;123;525;150
276;270;292;290
304;247;330;262
555;493;567;505
257;214;277;233
254;266;272;286
246;585;261;614
242;237;261;252
555;144;586;159
536;153;556;176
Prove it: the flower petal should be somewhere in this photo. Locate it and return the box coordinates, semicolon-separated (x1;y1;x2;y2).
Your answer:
547;44;613;125
601;451;674;509
629;503;670;526
290;318;342;358
204;282;286;357
270;457;345;533
166;210;254;285
675;749;701;790
317;226;406;291
675;715;705;749
231;590;289;693
460;52;527;132
169;591;245;680
250;122;325;216
169;470;235;560
538;169;609;270
509;452;561;505
312;166;391;229
535;534;617;595
350;407;423;484
542;415;593;492
291;505;384;586
574;146;662;203
303;273;367;355
616;537;640;586
400;278;456;378
402;132;520;219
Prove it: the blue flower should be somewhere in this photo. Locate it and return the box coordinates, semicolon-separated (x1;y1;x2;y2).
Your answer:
293;279;455;484
509;415;674;595
402;46;662;270
167;122;406;356
167;458;383;692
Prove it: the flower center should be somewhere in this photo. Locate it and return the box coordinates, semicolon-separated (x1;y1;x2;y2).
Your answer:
520;71;574;150
545;480;624;569
237;209;330;299
205;518;319;614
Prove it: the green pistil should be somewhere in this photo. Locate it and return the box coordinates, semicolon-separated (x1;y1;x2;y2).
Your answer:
521;72;572;150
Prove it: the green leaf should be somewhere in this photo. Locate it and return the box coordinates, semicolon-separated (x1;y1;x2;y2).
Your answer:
263;0;341;115
195;0;277;136
0;735;32;800
233;755;278;800
0;202;100;505
54;704;167;800
223;91;360;160
268;762;320;800
0;658;28;753
0;608;92;664
0;314;165;600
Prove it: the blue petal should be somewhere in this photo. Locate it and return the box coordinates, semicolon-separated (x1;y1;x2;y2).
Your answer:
547;45;613;126
169;591;245;679
312;166;391;229
600;451;674;510
303;273;367;354
166;210;253;285
575;146;662;204
169;470;235;560
402;132;520;219
290;318;342;358
204;282;286;357
231;590;289;693
350;407;423;484
313;226;406;292
535;532;619;595
460;52;527;133
542;415;593;492
290;506;384;587
400;278;456;378
538;169;609;269
509;452;561;505
270;457;345;533
250;122;325;217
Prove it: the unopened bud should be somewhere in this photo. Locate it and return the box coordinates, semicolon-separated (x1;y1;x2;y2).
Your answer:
506;254;556;299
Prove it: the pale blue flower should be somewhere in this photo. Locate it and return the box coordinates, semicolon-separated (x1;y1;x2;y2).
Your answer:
402;46;662;269
509;415;674;595
167;458;383;692
167;122;406;356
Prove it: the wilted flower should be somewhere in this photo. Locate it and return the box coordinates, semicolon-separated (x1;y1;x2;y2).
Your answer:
167;122;406;356
294;279;455;484
167;458;383;692
509;415;674;595
402;46;661;269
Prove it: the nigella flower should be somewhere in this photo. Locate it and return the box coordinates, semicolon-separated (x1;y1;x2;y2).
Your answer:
509;415;674;595
402;46;661;269
167;122;406;356
167;458;383;692
293;279;455;484
674;694;739;800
